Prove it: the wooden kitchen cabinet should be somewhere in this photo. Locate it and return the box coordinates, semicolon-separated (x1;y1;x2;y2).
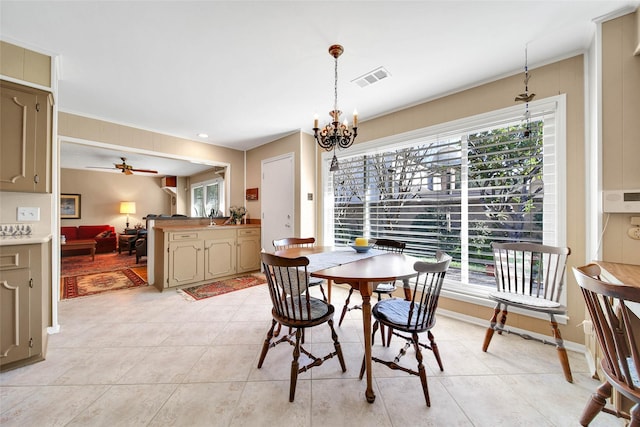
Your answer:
0;244;44;371
237;227;261;273
0;80;53;193
156;225;260;291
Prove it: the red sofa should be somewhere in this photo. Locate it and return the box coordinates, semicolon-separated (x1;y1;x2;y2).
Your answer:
61;225;117;254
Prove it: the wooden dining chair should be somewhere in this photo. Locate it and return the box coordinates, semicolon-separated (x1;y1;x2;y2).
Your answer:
258;252;347;402
573;264;640;426
273;237;327;301
338;238;406;346
482;241;573;382
363;251;452;406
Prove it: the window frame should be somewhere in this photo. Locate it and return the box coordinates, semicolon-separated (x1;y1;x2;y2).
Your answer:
321;95;567;317
190;177;225;218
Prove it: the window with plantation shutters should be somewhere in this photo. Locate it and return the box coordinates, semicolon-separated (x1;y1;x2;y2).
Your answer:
322;96;566;293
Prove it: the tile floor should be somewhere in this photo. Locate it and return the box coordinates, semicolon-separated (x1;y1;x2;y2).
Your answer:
0;283;621;426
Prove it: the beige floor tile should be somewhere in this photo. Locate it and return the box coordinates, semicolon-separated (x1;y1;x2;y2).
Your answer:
184;344;260;383
0;385;110;426
65;383;177;426
230;380;311;426
310;378;392;427
148;382;245;427
441;375;555;426
118;346;208;384
376;376;472;425
0;283;613;427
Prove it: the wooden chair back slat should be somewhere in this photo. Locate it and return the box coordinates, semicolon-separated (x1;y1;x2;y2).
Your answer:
273;237;316;251
373;238;406;253
261;252;312;323
404;251;452;330
492;242;570;303
574;264;640;392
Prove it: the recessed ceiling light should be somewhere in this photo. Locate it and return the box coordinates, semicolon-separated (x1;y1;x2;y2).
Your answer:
197;133;208;138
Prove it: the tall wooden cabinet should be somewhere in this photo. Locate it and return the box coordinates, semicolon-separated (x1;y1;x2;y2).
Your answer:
0;244;46;371
0;80;53;193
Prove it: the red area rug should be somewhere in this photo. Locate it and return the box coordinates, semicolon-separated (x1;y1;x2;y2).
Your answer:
62;268;147;299
61;252;145;277
178;274;266;301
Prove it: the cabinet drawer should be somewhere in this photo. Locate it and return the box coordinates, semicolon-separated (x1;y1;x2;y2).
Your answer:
170;232;199;241
237;228;260;237
0;246;31;270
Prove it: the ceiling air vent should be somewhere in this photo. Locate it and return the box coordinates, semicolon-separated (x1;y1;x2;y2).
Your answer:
352;66;391;88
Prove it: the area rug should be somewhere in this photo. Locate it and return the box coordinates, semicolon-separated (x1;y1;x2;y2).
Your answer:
177;274;266;301
62;268;147;299
61;252;146;277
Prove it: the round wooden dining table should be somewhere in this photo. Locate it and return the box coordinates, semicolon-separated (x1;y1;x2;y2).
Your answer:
274;246;420;403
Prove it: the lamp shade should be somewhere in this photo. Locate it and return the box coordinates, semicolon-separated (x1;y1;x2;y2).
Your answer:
119;201;136;214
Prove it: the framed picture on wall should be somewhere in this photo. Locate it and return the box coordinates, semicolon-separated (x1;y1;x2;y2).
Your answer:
60;193;81;219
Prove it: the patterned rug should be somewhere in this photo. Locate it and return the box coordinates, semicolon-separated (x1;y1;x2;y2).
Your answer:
62;268;147;299
61;252;146;277
178;274;266;301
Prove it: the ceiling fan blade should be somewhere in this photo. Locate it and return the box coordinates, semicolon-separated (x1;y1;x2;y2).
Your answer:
123;169;134;175
130;168;158;174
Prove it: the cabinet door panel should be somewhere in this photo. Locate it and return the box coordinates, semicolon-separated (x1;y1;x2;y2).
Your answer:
0;83;37;191
237;236;261;273
204;238;235;279
168;241;203;287
0;269;31;365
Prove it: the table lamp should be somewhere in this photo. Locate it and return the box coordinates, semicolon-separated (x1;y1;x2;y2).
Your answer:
119;201;136;229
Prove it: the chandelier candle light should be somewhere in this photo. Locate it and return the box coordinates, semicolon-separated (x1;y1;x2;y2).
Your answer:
313;44;358;171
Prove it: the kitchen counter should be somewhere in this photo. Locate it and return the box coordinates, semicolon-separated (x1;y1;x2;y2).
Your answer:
0;234;52;246
154;223;260;232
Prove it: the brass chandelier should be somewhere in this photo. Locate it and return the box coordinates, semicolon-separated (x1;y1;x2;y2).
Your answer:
313;44;358;171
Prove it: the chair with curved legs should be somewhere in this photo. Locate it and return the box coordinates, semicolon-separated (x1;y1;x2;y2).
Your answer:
482;242;573;382
258;252;347;402
573;264;640;426
338;238;406;346
363;251;452;406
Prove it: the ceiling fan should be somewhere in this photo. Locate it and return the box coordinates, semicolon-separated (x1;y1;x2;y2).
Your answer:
88;157;158;175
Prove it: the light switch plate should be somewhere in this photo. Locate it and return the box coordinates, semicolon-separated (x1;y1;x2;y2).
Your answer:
17;207;40;221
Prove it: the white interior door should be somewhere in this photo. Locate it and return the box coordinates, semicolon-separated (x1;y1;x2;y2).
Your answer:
261;153;294;252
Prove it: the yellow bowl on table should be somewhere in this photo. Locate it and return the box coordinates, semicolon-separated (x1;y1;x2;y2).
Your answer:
351;238;372;253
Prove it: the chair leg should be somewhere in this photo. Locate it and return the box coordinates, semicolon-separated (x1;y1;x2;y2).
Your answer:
550;315;573;383
318;284;328;302
379;323;387;347
257;319;277;368
579;381;611;426
482;304;501;352
328;318;347;372
359;354;366;380
371;320;380;346
338;288;355;326
427;330;444;371
412;332;431;407
289;329;302;402
630;403;640;427
273;322;282;337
